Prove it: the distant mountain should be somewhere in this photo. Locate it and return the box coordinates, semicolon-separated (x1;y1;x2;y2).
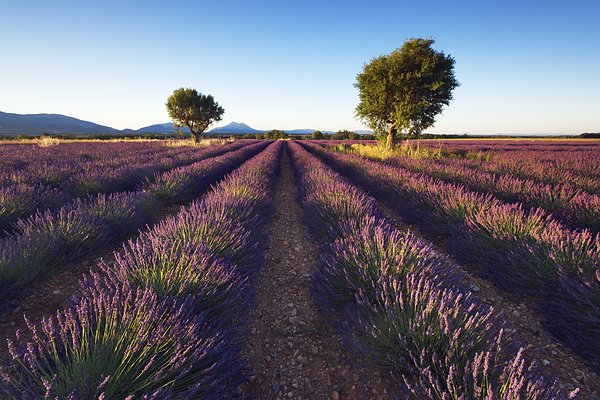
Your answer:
0;111;373;136
208;123;338;135
282;129;334;135
136;122;174;133
0;111;118;135
136;121;259;134
208;122;262;134
135;123;189;134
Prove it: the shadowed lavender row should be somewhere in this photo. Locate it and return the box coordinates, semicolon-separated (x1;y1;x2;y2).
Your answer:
0;140;256;233
287;141;574;399
1;141;282;399
0;141;269;307
302;141;600;373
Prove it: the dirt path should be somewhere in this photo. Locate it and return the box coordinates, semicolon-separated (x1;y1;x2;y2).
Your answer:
240;147;398;399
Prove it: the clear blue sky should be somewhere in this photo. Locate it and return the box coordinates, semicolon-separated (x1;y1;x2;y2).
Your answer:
1;0;599;134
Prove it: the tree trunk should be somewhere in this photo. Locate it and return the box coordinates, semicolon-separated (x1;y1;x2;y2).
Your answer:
191;131;201;144
386;126;396;150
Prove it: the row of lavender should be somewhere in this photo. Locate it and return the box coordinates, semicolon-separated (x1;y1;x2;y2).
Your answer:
374;149;600;232
322;139;600;192
417;140;600;190
0;141;256;233
0;141;192;188
287;141;573;398
0;141;269;308
302;141;600;372
474;155;600;192
1;141;282;398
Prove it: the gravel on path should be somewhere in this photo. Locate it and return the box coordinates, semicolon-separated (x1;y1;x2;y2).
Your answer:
240;146;398;400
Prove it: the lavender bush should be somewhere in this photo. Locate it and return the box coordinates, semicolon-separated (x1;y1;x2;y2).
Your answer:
0;142;268;306
301;140;600;371
0;184;69;233
352;273;495;378
1;141;283;397
287;141;570;398
0;192;160;305
146;211;262;278
0;140;254;235
2;283;240;399
96;238;248;323
405;336;574;399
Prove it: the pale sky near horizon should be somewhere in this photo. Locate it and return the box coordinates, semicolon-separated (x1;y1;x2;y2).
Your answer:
1;0;599;134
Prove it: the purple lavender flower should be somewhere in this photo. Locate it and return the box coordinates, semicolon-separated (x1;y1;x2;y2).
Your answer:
2;283;242;399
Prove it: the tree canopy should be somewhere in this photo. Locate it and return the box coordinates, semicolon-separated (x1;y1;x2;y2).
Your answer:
332;130;359;140
355;38;459;149
166;88;224;143
263;129;287;140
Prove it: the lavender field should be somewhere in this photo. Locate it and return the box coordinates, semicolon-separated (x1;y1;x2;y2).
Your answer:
0;138;598;399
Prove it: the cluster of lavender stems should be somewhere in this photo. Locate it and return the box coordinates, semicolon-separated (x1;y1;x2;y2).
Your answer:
1;141;282;398
302;140;600;372
0;140;256;234
0;141;269;308
372;148;600;232
321;139;600;193
413;139;600;192
287;141;576;399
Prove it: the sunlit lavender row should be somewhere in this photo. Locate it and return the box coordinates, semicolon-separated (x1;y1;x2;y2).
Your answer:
302;141;600;373
0;140;256;233
0;141;269;307
1;141;282;398
323;139;600;193
379;150;600;232
416;140;600;192
0;142;194;189
287;141;574;399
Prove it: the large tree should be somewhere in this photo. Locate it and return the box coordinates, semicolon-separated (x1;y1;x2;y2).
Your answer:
355;38;459;149
166;88;224;143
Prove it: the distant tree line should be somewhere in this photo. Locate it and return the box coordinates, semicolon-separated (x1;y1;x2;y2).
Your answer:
233;129;377;141
580;132;600;138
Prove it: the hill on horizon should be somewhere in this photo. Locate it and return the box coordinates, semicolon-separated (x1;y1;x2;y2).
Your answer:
0;111;118;135
136;121;338;135
0;111;371;136
208;122;262;134
135;122;190;134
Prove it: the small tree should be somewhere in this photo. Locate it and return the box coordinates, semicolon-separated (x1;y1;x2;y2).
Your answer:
332;130;359;140
355;38;459;150
311;130;324;140
263;129;287;140
166;88;224;143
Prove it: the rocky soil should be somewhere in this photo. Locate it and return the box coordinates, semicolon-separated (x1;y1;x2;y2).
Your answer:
240;150;400;399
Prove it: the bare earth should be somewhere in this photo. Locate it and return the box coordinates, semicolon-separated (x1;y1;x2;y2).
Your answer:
240;149;399;399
